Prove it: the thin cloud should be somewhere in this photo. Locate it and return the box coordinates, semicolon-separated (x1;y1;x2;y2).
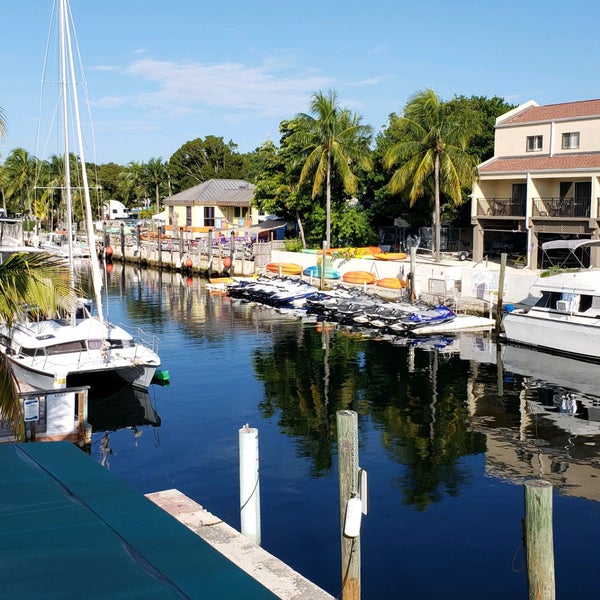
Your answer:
102;57;333;119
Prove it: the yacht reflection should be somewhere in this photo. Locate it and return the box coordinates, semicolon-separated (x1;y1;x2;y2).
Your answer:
501;344;600;435
88;385;161;432
462;335;600;501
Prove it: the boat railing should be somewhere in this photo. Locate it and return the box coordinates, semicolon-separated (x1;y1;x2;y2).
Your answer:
132;327;160;355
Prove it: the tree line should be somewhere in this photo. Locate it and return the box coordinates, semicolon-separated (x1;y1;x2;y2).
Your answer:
0;89;514;259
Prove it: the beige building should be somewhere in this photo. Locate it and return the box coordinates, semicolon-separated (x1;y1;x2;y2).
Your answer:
162;179;260;234
471;99;600;268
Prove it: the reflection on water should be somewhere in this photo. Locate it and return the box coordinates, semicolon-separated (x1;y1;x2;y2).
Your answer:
92;264;600;599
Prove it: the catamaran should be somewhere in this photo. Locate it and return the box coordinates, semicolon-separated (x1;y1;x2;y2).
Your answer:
0;0;161;393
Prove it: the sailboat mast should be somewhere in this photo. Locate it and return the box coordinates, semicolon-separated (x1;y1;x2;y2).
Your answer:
61;0;104;322
59;0;76;301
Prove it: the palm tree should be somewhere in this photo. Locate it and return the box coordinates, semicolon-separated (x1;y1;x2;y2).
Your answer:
0;252;75;439
2;148;38;219
384;88;482;262
145;158;168;215
290;90;372;247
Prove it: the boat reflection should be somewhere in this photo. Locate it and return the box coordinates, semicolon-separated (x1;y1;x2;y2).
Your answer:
461;336;600;501
88;385;161;432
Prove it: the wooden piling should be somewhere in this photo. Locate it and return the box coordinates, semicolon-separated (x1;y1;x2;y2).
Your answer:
337;410;360;600
496;253;507;333
524;480;555;600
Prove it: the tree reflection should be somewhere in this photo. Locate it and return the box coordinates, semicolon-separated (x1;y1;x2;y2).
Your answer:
252;324;486;509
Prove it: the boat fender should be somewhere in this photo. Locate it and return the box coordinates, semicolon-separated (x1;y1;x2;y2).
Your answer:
343;496;363;538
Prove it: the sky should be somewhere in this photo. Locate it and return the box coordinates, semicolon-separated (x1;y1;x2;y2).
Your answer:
1;0;599;166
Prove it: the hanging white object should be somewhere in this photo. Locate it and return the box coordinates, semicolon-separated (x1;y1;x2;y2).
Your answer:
343;496;363;538
359;468;368;515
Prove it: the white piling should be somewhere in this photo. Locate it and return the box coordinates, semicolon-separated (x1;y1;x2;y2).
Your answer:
239;423;261;545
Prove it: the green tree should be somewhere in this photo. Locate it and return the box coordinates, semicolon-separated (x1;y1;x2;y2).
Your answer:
289;90;373;247
145;157;169;215
384;88;482;261
119;161;148;209
2;148;38;218
167;136;248;193
0;252;75;439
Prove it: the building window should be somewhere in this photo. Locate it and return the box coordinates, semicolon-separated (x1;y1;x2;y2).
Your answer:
204;206;215;227
233;206;245;219
186;206;192;227
562;131;580;149
526;135;543;152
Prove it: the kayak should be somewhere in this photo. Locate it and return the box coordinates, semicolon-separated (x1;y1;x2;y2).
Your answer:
265;262;303;276
342;271;377;285
374;252;408;261
303;265;341;279
376;277;406;289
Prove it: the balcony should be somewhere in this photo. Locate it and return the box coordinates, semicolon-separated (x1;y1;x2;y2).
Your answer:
477;198;525;217
532;197;591;218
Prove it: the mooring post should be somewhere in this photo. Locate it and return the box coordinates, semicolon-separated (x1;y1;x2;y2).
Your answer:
409;246;417;302
337;410;361;600
496;253;507;333
321;240;328;290
239;423;261;546
230;230;235;276
524;479;555;600
120;222;125;258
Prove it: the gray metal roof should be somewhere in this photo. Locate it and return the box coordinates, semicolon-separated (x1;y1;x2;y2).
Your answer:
164;179;255;207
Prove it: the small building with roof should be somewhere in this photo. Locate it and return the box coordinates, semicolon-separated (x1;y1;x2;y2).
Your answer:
162;179;262;235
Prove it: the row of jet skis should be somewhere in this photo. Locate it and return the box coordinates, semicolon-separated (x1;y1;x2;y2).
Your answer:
225;275;457;335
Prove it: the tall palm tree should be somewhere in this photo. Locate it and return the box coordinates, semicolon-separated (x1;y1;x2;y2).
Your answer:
290;90;372;247
384;88;482;262
145;158;168;215
0;252;75;439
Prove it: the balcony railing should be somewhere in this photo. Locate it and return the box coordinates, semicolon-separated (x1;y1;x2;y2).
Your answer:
477;198;525;217
532;197;591;218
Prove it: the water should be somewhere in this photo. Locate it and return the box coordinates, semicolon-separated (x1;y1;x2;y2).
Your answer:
88;264;600;599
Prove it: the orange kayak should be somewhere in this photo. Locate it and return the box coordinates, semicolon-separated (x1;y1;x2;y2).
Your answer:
376;277;406;289
374;252;408;261
342;271;377;285
265;262;302;276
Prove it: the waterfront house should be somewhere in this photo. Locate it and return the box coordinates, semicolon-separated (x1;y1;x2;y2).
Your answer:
162;179;261;235
471;99;600;268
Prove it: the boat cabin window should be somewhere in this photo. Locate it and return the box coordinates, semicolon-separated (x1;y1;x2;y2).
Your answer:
46;340;87;355
534;291;582;312
579;295;593;312
534;291;561;308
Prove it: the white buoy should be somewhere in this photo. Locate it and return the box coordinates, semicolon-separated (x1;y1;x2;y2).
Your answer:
343;496;363;538
239;423;261;545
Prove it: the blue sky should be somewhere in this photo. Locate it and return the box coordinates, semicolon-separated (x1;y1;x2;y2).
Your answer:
1;0;599;166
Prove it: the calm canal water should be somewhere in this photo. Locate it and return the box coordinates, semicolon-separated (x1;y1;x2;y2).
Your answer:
85;263;600;599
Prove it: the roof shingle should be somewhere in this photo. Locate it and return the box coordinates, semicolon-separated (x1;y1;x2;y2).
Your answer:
501;99;600;125
479;152;600;174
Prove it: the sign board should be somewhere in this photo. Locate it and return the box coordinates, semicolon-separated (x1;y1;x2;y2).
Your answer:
46;392;76;435
24;398;40;422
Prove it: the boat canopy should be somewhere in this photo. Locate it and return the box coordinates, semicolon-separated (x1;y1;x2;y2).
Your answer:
541;239;600;268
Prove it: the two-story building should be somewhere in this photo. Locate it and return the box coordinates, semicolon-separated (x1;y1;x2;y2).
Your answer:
162;179;260;234
471;99;600;268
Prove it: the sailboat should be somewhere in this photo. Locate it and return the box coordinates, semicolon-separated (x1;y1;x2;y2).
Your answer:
0;0;161;393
